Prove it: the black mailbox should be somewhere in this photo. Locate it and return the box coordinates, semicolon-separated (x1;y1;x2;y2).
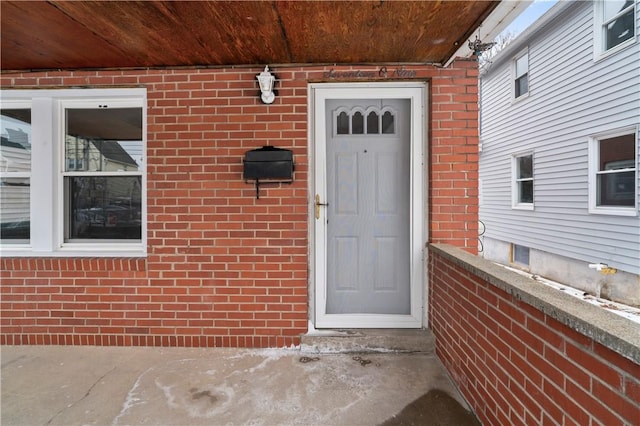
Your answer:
243;146;294;181
243;146;294;198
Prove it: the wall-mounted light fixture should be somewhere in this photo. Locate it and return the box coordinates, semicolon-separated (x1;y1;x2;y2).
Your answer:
256;66;276;104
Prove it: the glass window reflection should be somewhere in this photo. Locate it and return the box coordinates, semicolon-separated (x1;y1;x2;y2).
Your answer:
1;108;31;242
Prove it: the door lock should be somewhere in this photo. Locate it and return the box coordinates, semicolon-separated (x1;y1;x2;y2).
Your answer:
315;194;329;219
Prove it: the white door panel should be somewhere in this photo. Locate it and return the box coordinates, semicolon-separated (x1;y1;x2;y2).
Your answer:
326;99;410;316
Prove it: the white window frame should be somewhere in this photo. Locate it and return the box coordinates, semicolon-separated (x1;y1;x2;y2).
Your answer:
512;49;529;100
512;152;534;210
0;88;147;257
588;126;638;216
594;0;637;60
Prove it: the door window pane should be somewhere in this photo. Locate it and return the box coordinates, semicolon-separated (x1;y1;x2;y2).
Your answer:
334;107;396;135
0;108;31;242
352;112;364;134
367;111;379;134
336;111;349;135
382;111;394;134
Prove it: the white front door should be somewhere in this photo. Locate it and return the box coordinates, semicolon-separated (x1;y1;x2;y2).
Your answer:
312;84;425;328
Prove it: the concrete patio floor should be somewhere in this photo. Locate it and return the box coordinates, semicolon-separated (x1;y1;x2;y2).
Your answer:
1;343;477;425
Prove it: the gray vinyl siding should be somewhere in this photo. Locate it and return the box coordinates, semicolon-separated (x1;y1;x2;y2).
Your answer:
480;1;640;275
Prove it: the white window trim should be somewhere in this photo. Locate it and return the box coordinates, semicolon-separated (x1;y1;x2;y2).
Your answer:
588;126;639;216
512;152;534;210
512;48;529;101
593;0;637;61
0;88;147;257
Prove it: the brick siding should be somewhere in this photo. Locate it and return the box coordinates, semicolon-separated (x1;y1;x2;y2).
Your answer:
429;247;640;425
1;61;479;347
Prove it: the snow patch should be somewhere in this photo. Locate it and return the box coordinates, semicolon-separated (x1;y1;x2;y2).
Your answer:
499;264;640;324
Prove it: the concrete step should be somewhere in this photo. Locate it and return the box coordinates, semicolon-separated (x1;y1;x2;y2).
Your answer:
300;328;435;354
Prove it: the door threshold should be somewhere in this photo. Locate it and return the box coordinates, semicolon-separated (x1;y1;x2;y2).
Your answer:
301;324;435;354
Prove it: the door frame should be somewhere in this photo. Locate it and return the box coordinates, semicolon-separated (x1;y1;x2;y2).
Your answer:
308;82;427;328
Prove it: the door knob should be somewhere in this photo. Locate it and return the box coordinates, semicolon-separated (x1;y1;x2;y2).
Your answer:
315;194;329;219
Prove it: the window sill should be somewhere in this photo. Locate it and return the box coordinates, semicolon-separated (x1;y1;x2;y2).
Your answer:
593;38;636;63
512;203;534;211
588;206;638;217
0;244;146;258
512;92;530;104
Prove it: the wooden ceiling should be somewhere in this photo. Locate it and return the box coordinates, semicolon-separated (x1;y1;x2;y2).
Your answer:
1;1;499;72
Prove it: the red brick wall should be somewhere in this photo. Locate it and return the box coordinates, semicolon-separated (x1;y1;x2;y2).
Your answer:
429;246;640;425
1;61;479;347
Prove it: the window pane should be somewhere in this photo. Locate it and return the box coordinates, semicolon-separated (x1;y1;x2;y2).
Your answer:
597;171;635;206
597;133;635;207
1;108;31;242
337;111;349;135
352;112;364;134
367;111;379;134
517;155;533;179
382;111;394;134
599;134;634;171
604;0;632;20
67;176;142;240
66;108;142;172
519;180;533;204
606;7;634;50
515;54;528;77
515;75;528;97
65;137;141;172
0;178;30;240
513;244;530;266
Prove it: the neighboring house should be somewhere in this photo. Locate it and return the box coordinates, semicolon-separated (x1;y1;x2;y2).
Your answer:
479;0;640;305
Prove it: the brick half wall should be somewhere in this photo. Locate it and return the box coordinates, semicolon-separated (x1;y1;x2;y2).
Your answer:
429;244;640;425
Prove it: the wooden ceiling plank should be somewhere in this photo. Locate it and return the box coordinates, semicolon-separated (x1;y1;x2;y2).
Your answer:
1;0;500;71
1;1;135;70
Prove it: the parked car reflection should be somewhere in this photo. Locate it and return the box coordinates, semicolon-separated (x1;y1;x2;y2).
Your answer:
73;202;141;239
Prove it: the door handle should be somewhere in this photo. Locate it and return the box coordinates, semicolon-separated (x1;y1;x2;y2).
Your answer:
315;194;329;219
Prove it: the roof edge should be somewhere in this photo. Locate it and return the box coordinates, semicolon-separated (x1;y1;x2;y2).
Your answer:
481;0;576;74
444;0;533;67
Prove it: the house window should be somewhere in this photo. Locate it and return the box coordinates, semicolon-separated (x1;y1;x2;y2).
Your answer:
514;51;529;98
512;153;534;209
0;106;31;243
595;0;636;55
589;129;638;215
63;104;143;242
0;89;146;256
512;244;530;267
